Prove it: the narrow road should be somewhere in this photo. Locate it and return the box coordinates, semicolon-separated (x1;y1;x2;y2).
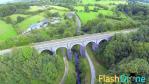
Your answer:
60;48;69;84
60;55;69;84
85;49;96;84
75;12;81;34
68;12;81;34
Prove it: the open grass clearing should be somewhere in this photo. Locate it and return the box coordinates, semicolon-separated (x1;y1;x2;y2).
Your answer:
27;6;44;12
0;20;17;41
7;14;30;22
27;5;69;13
48;9;66;16
50;5;69;11
17;15;45;32
82;0;127;5
98;9;113;16
75;6;95;11
77;10;113;24
77;12;98;24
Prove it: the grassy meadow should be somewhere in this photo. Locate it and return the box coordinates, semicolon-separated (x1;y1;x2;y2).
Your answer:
0;20;17;40
17;15;45;31
0;5;70;40
75;0;127;24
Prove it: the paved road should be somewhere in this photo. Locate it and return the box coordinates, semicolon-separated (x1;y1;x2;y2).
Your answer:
67;12;81;34
74;12;81;34
85;48;96;84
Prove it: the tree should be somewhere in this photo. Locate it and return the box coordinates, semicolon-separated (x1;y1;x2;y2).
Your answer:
130;26;149;42
84;5;90;12
17;16;25;23
64;29;73;37
0;47;64;84
5;17;12;24
119;58;149;74
0;2;30;17
52;12;60;17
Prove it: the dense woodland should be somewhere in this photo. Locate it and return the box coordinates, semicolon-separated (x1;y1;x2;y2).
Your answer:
0;2;30;17
93;27;149;83
0;47;64;84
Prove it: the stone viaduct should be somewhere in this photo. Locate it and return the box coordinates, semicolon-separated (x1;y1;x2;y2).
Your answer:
0;29;136;59
33;29;135;59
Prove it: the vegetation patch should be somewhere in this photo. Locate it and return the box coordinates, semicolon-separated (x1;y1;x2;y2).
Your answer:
0;20;17;41
7;14;29;22
98;10;113;16
77;12;98;24
17;15;45;32
0;47;64;84
81;0;126;5
50;6;69;11
64;61;76;84
27;6;43;12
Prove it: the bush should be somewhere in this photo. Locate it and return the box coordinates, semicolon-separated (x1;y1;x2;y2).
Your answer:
94;4;109;10
5;17;12;24
84;5;90;12
45;12;60;17
52;12;60;17
17;16;25;23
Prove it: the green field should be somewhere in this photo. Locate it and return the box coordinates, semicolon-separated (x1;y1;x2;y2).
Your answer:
8;14;29;22
17;15;45;32
82;0;126;4
27;6;42;12
27;5;69;12
97;0;127;5
77;12;98;23
75;6;95;11
0;20;17;40
77;10;113;24
48;9;67;16
75;0;127;24
98;10;113;16
50;6;69;11
82;0;97;4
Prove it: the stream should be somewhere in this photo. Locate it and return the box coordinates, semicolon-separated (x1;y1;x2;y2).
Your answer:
74;52;81;84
